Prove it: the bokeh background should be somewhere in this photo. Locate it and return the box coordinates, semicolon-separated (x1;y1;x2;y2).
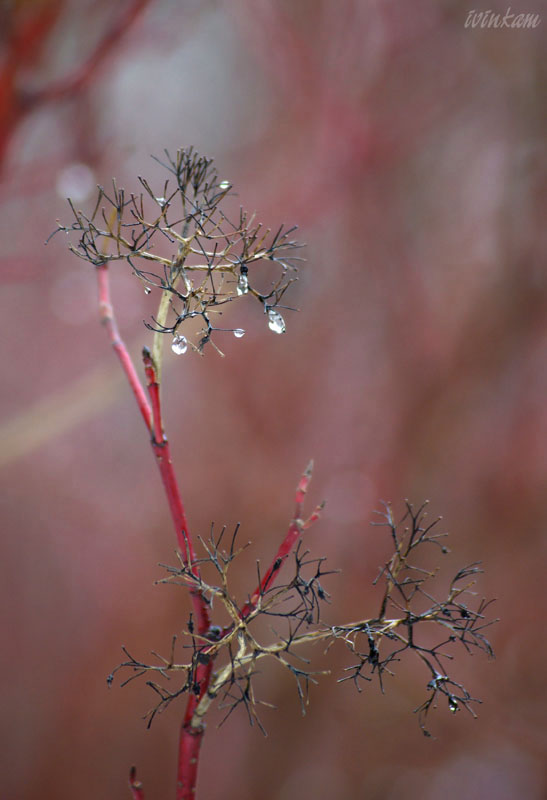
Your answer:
1;1;546;798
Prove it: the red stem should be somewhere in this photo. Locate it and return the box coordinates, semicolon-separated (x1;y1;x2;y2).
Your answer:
176;658;213;800
96;263;212;799
0;1;149;170
176;459;323;795
177;721;203;800
129;767;145;800
142;350;163;444
141;348;210;635
239;461;323;620
96;264;152;430
29;0;150;105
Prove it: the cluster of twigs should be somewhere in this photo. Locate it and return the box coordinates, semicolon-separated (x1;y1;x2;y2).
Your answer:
111;497;496;739
338;501;496;735
52;147;303;354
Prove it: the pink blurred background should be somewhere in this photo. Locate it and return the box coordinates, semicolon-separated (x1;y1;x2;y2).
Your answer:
1;1;546;798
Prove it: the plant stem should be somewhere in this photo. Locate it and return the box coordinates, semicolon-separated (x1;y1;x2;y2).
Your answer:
152;289;172;384
129;767;145;800
141;347;211;634
152;240;191;383
176;658;213;800
239;460;323;619
177;721;204;800
30;0;150;105
96;263;213;799
96;264;152;430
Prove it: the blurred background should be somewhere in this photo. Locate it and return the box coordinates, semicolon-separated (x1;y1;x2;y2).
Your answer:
1;0;546;798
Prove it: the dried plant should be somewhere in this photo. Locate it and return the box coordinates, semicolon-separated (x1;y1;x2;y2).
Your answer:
110;495;495;741
53;146;302;359
53;147;496;800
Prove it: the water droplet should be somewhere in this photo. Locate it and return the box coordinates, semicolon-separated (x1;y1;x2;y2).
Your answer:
144;286;151;295
267;309;286;334
233;328;246;338
237;273;249;296
448;697;458;713
156;196;167;207
171;334;188;355
219;181;230;190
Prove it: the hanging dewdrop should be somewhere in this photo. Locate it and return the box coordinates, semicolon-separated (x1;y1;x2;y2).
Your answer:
267;309;286;334
237;271;249;296
171;334;188;355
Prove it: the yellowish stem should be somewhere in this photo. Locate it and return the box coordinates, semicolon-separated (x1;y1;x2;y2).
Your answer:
152;241;192;383
152;289;171;384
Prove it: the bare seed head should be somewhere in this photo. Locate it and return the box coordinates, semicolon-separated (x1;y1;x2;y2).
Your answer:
54;147;304;353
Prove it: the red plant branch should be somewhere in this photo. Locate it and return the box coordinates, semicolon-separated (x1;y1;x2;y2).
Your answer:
129;766;145;800
96;263;152;430
97;263;210;633
177;723;203;800
30;0;150;105
174;462;324;800
141;347;165;445
239;460;324;620
140;347;210;632
96;262;213;799
176;659;213;800
0;0;63;167
0;0;149;169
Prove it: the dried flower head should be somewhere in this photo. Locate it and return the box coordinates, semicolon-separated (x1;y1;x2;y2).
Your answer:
53;147;304;354
109;490;496;739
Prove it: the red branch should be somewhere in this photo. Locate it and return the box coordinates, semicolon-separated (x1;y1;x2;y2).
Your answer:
140;348;210;633
96;263;215;798
129;767;145;800
177;722;203;800
239;461;324;620
0;0;149;170
176;658;213;800
29;0;150;105
96;264;152;430
140;351;196;566
142;347;165;446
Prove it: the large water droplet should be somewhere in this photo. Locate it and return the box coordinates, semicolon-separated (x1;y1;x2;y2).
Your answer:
233;328;246;338
219;181;230;190
156;196;167;207
237;273;249;296
448;697;458;713
171;334;188;355
144;286;151;295
267;309;286;334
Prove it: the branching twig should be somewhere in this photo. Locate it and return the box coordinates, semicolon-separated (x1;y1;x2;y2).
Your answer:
240;460;325;620
112;499;495;742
